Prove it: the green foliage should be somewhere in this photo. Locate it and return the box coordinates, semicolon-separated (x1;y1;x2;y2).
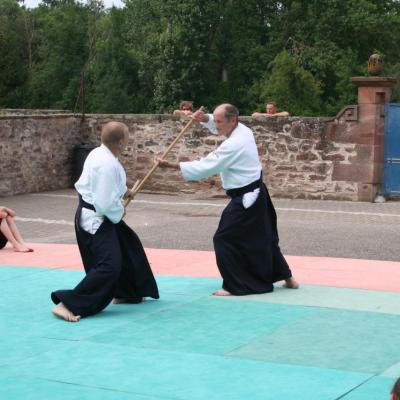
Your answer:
26;0;90;109
255;50;322;116
269;0;400;115
386;63;400;103
1;0;400;115
0;0;29;107
85;8;141;113
144;0;223;112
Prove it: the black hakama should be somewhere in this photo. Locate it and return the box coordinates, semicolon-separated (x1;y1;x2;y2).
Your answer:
213;179;292;295
51;200;159;317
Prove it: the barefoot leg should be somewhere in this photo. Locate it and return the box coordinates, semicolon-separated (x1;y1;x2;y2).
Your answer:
6;216;33;251
52;303;81;322
0;219;30;252
283;277;299;289
212;289;232;296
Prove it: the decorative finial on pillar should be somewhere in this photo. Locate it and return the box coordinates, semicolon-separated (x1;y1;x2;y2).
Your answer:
368;54;383;76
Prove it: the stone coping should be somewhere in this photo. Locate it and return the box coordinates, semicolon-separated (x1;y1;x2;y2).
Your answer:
0;113;77;120
0;113;332;122
351;76;397;87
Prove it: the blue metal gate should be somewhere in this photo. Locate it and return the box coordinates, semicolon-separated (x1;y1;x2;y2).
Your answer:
383;103;400;196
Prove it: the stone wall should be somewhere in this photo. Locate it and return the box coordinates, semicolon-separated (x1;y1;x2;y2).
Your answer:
0;114;82;196
0;111;384;201
251;117;359;200
82;114;359;200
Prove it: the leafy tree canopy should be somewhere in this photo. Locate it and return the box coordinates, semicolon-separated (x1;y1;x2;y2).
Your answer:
1;0;399;115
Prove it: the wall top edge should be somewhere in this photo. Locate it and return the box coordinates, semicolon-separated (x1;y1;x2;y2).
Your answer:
0;113;333;122
0;114;77;119
0;109;71;112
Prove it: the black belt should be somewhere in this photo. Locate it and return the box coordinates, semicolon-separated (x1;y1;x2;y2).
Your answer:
226;174;262;198
78;195;96;211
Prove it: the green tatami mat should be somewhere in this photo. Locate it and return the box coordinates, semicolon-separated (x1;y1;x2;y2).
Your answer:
382;361;400;378
1;266;399;400
232;284;400;315
0;375;161;400
341;376;395;399
5;341;371;400
0;268;223;343
0;266;60;282
229;308;400;374
0;336;61;368
88;298;310;355
148;275;221;296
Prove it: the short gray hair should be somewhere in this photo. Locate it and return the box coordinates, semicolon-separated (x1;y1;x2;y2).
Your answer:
101;121;129;145
216;103;239;119
224;104;239;119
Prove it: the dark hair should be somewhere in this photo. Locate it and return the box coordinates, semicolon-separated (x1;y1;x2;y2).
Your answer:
392;378;400;400
179;100;193;111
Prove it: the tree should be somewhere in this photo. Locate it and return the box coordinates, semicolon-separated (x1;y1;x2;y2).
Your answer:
0;0;29;107
85;7;141;113
126;0;221;112
1;0;400;115
255;50;322;116
268;0;400;115
26;0;90;109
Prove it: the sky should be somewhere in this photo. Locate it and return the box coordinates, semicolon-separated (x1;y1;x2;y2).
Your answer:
23;0;125;8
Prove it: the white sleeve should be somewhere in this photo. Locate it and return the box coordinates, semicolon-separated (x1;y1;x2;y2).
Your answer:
180;140;241;181
90;165;124;224
200;114;217;135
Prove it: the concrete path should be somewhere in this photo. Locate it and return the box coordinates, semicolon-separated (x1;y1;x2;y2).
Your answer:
3;188;400;260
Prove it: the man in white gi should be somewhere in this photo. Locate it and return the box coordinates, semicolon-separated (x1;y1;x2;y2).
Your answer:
158;104;299;296
51;121;159;322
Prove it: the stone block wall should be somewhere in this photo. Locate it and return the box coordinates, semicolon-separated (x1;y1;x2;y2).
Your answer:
81;114;225;196
81;114;361;200
250;117;359;200
0;114;82;196
0;108;389;201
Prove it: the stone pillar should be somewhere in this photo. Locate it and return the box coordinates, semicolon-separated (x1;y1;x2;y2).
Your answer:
349;77;396;201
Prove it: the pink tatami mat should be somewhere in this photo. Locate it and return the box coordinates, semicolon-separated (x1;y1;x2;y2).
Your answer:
1;243;399;292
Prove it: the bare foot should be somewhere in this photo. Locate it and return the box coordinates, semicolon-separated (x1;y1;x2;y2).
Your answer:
112;297;144;304
52;303;81;322
283;277;299;289
13;243;32;252
21;242;34;252
212;289;232;296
